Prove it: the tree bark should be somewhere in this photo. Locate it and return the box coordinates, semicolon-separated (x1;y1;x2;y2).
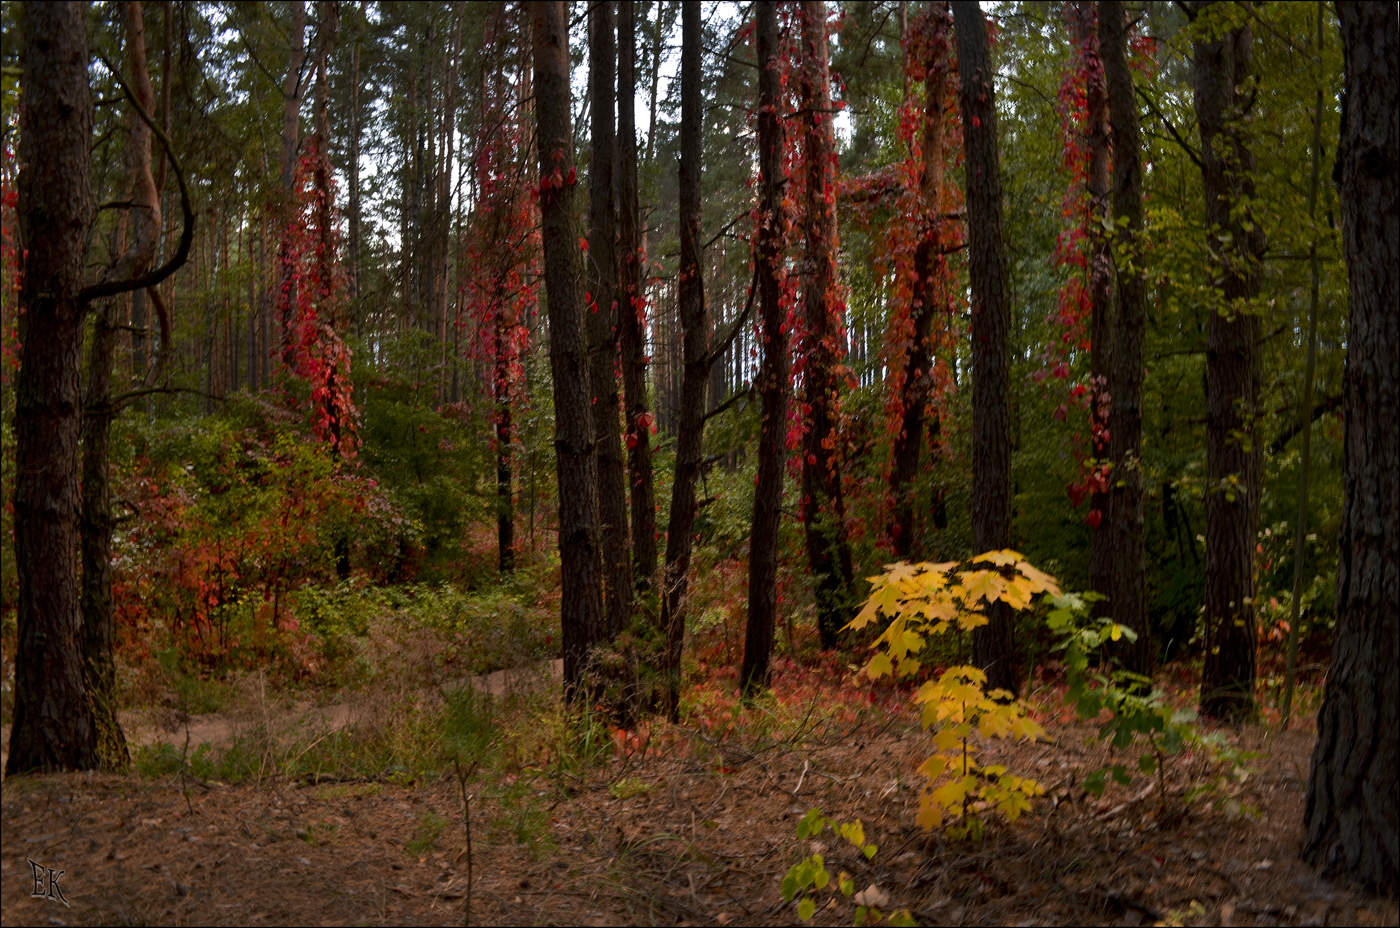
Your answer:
1281;5;1326;729
617;0;658;595
532;1;606;702
7;0;100;775
796;0;855;649
1303;0;1399;896
1190;1;1265;723
348;3;362;310
952;1;1018;696
1071;2;1115;624
1099;1;1151;676
276;0;306;373
661;1;710;719
890;5;953;558
741;0;788;698
79;0;163;773
588;0;633;639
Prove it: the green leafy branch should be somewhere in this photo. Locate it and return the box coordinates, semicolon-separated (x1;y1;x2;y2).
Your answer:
781;808;913;926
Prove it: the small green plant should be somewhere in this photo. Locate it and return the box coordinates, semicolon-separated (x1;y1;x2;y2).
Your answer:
489;777;555;857
608;776;653;800
1046;593;1253;812
848;551;1056;838
296;820;340;846
405;810;450;855
781;809;914;926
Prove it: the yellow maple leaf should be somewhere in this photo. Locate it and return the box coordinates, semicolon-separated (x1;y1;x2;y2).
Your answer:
916;793;945;829
1014;560;1062;596
931;777;971;812
957;569;1008;611
973;549;1023;566
864;652;894;680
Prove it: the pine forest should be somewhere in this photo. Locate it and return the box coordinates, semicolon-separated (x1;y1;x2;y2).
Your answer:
0;1;1396;924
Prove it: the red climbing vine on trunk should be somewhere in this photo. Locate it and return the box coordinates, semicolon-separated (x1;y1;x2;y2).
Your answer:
277;139;358;460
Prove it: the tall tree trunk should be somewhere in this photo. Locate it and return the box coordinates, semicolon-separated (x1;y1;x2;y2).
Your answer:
348;3;362;311
1303;0;1398;896
889;5;952;558
644;1;669;167
617;0;658;594
435;9;461;405
741;0;788;698
532;1;605;702
1190;1;1265;723
588;0;633;638
496;346;515;574
952;0;1018;696
1281;6;1326;730
1099;1;1150;676
661;1;709;720
81;307;125;771
1070;2;1114;622
7;0;99;775
276;0;306;373
796;0;855;649
79;0;162;772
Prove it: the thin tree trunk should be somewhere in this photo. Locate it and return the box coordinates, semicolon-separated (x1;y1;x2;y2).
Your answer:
1070;2;1114;621
1099;0;1151;676
953;0;1018;696
348;3;362;311
277;0;306;373
1191;1;1265;723
1303;0;1399;895
435;9;461;404
645;1;668;166
797;0;855;648
1280;4;1325;730
661;1;710;719
83;0;167;772
532;1;605;701
741;0;788;698
7;0;99;775
618;0;658;595
890;6;952;558
588;0;633;639
81;306;125;771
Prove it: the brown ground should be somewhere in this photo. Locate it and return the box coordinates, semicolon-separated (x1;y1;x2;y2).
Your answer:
2;669;1395;928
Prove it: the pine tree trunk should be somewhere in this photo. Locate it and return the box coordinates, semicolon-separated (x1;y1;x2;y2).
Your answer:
617;0;658;594
1071;2;1114;623
76;0;162;773
531;1;605;701
81;307;127;771
952;1;1018;696
741;0;788;698
348;5;362;310
661;2;709;720
796;0;855;649
7;0;99;775
1099;1;1151;676
1303;0;1399;895
276;0;306;373
1190;2;1264;723
588;0;633;639
890;7;952;559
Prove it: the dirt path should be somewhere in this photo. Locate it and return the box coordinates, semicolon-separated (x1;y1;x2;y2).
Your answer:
2;709;1396;927
113;659;566;759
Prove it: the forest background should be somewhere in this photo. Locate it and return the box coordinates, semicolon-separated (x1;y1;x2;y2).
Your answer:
0;0;1395;921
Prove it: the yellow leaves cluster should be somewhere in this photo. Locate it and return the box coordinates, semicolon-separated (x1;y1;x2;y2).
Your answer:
850;551;1060;839
910;665;1047;833
847;550;1061;680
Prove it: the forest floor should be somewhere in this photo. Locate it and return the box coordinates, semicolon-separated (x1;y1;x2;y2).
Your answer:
1;652;1396;928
